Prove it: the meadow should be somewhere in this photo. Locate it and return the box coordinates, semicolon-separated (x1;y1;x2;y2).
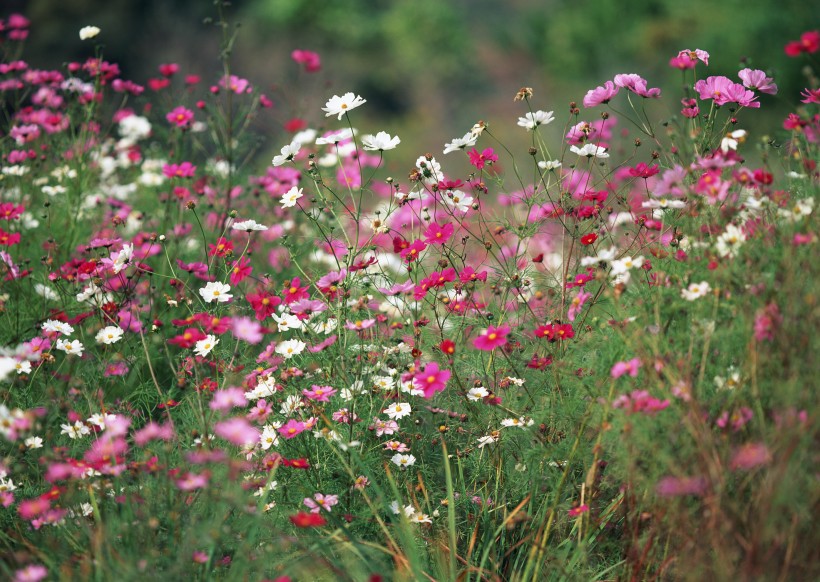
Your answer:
0;10;818;581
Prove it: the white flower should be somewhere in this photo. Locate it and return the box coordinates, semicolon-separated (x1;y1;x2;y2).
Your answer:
383;403;412;420
466;386;489;401
445;190;474;213
244;376;277;400
681;281;711;301
231;219;268;231
87;413;116;430
720;129;747;153
118;115;151;142
362;131;400;151
279;395;304;415
642;198;686;210
571;143;610;158
260;425;280;450
538;160;562;171
443;132;478;154
391;453;416;468
34;284;59;301
715;224;746;258
25;436;43;449
322;92;367;120
777;198;814;222
280;186;304;209
580;246;618;267
275;339;306;359
477;434;499;448
415;155;442;185
292;129;317;146
0;477;17;492
42;319;74;336
315;128;355;145
610;256;644;276
16;361;32;375
271;312;303;332
517;110;555;130
410;512;432;524
372;375;395;391
199;281;233;303
56;339;84;357
272;141;301;166
79;26;100;40
501;417;534;428
95;325;124;345
194;335;218;357
61;421;91;439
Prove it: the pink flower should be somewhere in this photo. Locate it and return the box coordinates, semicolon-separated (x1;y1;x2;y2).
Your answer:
166;106;194;128
567;290;592;322
738;68;777;95
467;147;498;170
231;316;264;344
694;76;759;108
583;81;619;107
730;442;771;471
611;358;641;378
303;493;338;513
210;387;248;412
214;417;259;446
291;49;321;72
14;564;48;582
302;385;336;402
568;504;589;517
278;419;306;439
413;362;451;399
801;88;820;104
133;421;175;446
670;49;709;69
613;74;661;98
753;302;782;342
472;324;510;351
176;472;209;491
612;390;669;415
655;475;707;497
220;74;251;94
344;319;376;331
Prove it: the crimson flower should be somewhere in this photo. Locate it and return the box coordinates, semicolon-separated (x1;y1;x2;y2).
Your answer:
290;511;327;527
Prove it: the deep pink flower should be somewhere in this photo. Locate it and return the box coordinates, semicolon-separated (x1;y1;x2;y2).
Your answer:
467;147;498;170
291;50;321;72
801;88;820;104
413;362;451;398
400;239;427;263
628;162;660;178
785;30;820;57
423;222;454;245
583;81;619;107
473;324;510;351
166;106;194;128
162;161;196;179
753;302;782;342
302;385;336;402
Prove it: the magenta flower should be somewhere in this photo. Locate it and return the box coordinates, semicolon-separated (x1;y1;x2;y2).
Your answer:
655;475;707;497
628;162;660;178
753;302;782;342
162;161;196;179
737;68;777;95
423;222;454;245
583;81;619;107
472;324;510;351
730;442;771;471
14;564;48;582
567;289;592;322
669;49;709;69
214;417;259;446
611;358;641;378
400;239;427;263
166;106;194;128
413;362;451;399
613;74;661;98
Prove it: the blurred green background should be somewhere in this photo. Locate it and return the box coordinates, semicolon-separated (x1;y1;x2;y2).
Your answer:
5;0;815;162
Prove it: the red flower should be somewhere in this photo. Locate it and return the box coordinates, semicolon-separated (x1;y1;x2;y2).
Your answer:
580;233;598;246
628;162;660;178
467;147;498;170
282;277;310;304
439;339;455;355
290;511;327;527
208;237;233;257
247;290;281;320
